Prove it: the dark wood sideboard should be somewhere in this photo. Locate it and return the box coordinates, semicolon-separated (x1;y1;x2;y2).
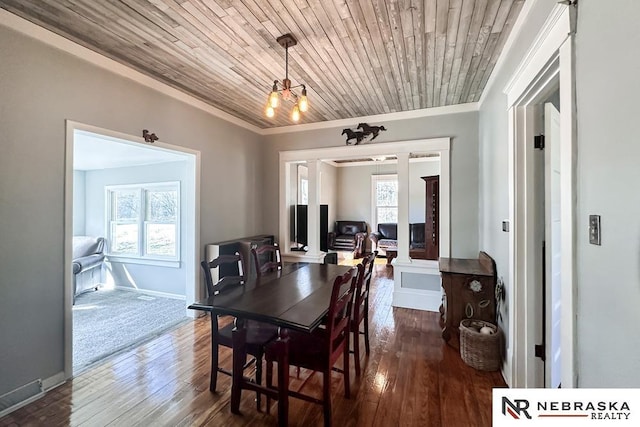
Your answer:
204;234;274;280
439;251;496;348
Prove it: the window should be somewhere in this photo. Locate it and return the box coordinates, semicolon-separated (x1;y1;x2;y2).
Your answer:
372;174;398;228
106;182;180;261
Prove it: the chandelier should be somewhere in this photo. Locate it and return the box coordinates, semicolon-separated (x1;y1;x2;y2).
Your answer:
265;34;308;123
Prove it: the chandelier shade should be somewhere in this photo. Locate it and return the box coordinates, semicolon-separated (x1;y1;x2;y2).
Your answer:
265;34;308;123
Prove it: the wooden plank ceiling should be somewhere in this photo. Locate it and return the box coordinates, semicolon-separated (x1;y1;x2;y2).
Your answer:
1;0;524;129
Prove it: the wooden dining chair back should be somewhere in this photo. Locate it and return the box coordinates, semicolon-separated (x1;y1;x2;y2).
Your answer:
351;251;377;376
200;252;277;409
201;252;246;297
251;243;283;277
265;267;357;427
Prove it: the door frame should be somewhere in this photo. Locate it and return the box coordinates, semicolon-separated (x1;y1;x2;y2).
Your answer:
63;120;201;378
504;4;577;388
544;101;562;388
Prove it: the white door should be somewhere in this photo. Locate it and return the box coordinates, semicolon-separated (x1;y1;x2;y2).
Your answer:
544;102;562;388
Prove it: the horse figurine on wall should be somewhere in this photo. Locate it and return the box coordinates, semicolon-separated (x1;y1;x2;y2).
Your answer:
342;128;365;145
357;123;387;141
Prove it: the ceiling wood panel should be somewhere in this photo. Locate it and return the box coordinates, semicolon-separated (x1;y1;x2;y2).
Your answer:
1;0;523;129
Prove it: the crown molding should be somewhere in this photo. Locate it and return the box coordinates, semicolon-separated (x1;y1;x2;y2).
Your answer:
502;4;568;102
478;0;538;107
0;10;263;135
261;103;479;135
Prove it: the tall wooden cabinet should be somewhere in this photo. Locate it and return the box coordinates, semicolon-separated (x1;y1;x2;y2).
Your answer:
422;175;439;260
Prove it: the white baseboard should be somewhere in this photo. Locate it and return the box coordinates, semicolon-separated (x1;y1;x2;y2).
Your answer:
113;286;186;300
0;371;65;419
282;252;326;263
42;372;66;390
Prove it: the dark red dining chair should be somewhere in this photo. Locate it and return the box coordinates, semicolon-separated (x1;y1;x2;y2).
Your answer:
351;251;377;376
265;267;357;427
200;252;277;409
251;243;283;276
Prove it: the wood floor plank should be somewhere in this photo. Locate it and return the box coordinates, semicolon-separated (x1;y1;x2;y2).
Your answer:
0;263;506;427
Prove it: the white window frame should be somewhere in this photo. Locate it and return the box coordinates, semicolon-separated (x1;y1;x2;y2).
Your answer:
371;174;399;231
105;181;181;266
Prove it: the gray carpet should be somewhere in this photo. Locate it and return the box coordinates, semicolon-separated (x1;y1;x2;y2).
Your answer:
73;288;188;372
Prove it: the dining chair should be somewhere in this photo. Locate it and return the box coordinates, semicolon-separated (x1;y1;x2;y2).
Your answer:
251;243;283;276
200;252;278;409
351;251;377;376
265;267;357;427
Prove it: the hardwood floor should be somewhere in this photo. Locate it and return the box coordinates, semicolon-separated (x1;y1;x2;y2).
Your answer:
0;265;506;427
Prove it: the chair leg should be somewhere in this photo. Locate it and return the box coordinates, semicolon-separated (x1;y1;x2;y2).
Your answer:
266;359;273;415
210;316;218;392
323;368;332;427
353;325;361;377
364;304;371;355
344;335;351;399
256;354;263;412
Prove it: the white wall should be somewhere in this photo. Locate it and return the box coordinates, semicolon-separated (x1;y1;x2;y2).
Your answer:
479;0;640;386
337;163;395;229
263;111;480;258
320;162;338;228
477;0;557;370
73;171;86;235
336;161;439;231
574;0;640;386
0;24;264;397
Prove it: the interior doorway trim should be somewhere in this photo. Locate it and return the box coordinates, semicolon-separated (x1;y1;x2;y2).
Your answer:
63;121;201;378
278;138;451;262
504;4;576;388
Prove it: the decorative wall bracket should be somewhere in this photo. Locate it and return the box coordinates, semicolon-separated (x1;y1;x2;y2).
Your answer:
142;129;158;143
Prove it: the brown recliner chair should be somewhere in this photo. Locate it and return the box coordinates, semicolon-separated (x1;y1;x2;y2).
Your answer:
328;220;368;258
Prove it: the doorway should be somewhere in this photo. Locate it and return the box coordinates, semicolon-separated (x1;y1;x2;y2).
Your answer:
505;4;577;388
63;122;201;377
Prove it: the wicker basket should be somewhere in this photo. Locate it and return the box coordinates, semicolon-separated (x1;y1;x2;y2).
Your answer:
459;319;502;371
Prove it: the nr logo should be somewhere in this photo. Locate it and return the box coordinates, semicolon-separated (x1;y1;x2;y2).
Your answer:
502;397;532;419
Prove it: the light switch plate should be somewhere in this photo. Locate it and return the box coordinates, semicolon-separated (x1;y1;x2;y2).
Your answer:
502;220;510;232
589;215;601;245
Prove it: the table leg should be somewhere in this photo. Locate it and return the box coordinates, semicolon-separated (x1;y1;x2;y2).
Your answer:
275;328;290;427
231;317;247;414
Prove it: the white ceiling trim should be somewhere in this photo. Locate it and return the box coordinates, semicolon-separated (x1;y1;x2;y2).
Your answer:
0;10;263;135
2;10;478;138
280;138;450;162
261;103;479;135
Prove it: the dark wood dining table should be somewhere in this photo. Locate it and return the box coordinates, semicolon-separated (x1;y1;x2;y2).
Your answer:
188;262;353;426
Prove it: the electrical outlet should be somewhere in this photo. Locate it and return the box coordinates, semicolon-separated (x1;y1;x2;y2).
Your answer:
589;215;601;245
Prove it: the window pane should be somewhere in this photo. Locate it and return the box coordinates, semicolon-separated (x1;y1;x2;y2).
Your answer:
147;190;177;222
377;207;398;224
146;223;176;256
111;223;139;254
376;181;398;206
114;191;139;220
